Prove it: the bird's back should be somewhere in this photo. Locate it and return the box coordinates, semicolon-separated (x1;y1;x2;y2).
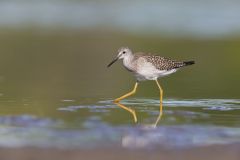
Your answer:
134;53;194;71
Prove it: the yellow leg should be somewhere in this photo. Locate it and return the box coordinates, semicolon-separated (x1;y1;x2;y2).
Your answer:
115;102;137;123
154;80;164;127
114;82;138;103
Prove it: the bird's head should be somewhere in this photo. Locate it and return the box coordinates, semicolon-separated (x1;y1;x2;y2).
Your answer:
107;47;132;67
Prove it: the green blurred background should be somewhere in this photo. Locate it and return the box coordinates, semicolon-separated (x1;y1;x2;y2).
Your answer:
0;0;239;100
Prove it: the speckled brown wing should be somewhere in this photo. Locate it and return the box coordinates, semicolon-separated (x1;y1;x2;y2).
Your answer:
143;55;186;71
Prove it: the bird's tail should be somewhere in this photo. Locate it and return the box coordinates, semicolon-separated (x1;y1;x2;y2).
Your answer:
183;61;195;66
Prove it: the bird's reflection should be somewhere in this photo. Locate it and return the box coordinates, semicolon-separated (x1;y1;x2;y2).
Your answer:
114;102;163;128
114;102;137;123
114;102;164;149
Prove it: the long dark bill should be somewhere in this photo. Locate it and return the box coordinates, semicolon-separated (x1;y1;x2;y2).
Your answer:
107;57;119;67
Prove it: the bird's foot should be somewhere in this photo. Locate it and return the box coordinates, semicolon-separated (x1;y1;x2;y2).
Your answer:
113;99;120;103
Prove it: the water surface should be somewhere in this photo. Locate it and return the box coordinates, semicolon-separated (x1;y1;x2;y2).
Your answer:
0;97;239;149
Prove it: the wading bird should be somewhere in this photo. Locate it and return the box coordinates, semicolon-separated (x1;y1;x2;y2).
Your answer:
107;47;194;123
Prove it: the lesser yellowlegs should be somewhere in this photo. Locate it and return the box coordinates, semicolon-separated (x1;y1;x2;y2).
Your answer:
107;47;194;122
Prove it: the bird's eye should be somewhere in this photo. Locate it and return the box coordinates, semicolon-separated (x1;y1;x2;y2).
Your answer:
122;51;126;54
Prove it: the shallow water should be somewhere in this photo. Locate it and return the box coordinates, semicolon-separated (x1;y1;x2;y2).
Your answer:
0;97;239;149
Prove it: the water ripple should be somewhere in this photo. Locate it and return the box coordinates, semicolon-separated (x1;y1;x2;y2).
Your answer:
99;99;240;111
58;105;115;112
0;115;61;128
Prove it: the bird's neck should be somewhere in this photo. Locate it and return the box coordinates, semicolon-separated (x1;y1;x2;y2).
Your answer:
123;54;135;71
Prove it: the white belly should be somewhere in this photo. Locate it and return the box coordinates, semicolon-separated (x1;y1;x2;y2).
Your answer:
135;61;177;81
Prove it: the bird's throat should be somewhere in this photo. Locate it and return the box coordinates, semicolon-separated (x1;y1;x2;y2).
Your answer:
123;55;135;72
